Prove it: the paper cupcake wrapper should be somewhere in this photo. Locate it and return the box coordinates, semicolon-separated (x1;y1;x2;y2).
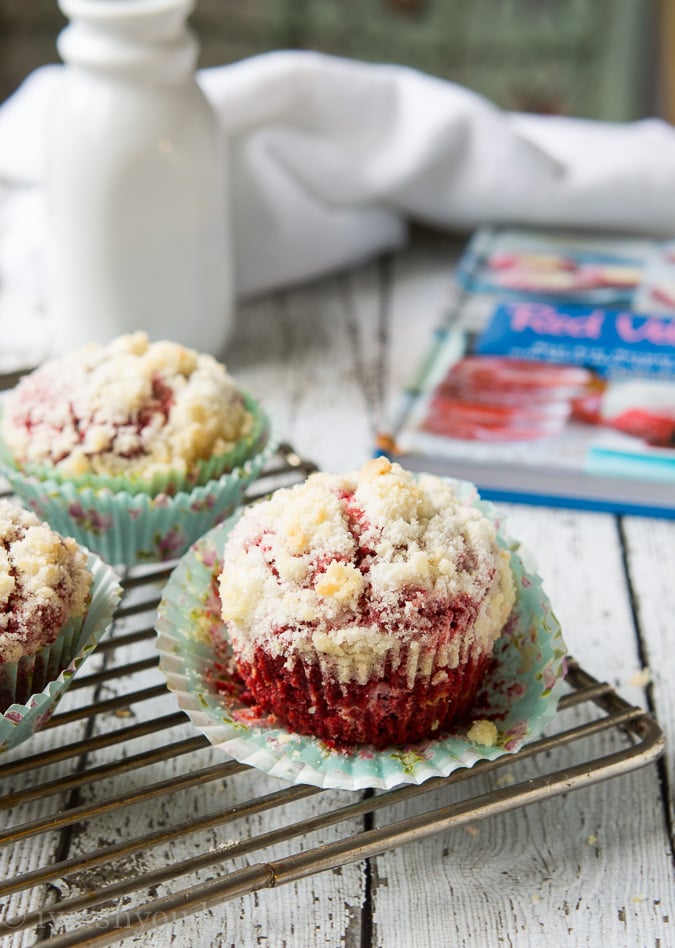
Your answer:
0;392;270;496
0;616;82;708
156;480;568;791
0;548;122;754
0;422;277;568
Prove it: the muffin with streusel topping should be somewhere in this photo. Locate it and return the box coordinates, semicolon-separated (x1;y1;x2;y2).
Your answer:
218;458;515;749
0;499;92;709
0;333;273;565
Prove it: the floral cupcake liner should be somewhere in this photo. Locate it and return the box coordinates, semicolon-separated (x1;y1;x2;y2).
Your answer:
155;480;568;791
0;403;277;567
0;547;122;754
0;615;83;709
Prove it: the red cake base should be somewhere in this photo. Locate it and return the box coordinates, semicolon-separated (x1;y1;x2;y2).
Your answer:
235;647;492;749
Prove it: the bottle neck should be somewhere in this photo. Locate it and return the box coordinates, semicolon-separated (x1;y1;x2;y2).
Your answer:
57;0;198;82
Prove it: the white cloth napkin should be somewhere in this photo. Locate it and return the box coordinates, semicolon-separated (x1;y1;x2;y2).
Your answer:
2;48;675;361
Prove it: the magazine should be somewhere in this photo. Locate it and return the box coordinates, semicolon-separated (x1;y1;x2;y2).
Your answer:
380;227;675;518
453;225;675;312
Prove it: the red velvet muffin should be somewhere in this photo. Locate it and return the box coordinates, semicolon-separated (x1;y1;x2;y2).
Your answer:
0;331;256;489
218;458;515;749
0;332;272;566
0;500;92;707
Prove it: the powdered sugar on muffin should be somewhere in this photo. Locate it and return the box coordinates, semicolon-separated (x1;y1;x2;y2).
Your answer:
1;332;254;482
219;458;515;747
0;501;91;664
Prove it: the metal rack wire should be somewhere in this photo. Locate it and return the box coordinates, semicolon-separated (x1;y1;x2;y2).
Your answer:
0;446;665;947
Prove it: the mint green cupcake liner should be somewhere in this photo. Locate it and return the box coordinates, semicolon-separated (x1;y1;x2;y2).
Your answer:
0;616;82;708
155;480;568;791
0;548;122;754
0;406;276;567
0;392;269;496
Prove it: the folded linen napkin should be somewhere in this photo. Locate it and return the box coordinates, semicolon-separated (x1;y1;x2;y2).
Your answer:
1;49;675;361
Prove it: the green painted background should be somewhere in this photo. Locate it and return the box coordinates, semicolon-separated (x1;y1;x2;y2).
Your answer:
0;0;657;119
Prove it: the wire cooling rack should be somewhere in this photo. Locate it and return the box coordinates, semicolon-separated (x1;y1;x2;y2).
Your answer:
0;444;665;947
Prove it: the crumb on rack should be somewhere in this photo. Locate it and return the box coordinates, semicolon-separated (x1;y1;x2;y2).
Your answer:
629;667;651;688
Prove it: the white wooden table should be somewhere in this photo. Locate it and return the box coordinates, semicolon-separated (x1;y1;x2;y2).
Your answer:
0;227;673;947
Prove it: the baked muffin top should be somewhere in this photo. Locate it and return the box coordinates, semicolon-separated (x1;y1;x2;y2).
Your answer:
219;458;515;682
0;500;91;663
1;332;254;482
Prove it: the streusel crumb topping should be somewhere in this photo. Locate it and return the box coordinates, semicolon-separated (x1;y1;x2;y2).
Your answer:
0;501;91;664
1;332;253;480
220;459;515;684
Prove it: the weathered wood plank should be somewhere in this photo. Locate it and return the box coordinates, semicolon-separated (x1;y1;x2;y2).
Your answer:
230;268;385;473
371;762;671;948
385;228;465;417
500;505;649;707
621;515;675;836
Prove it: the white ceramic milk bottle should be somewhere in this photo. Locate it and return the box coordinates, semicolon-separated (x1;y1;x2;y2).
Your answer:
46;0;234;356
